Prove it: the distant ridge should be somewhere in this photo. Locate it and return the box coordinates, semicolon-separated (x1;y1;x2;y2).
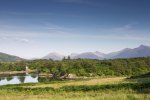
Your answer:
42;45;150;60
1;45;150;61
107;45;150;59
0;52;24;62
73;51;105;60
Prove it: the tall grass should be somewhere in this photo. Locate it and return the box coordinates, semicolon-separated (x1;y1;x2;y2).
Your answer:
0;77;149;100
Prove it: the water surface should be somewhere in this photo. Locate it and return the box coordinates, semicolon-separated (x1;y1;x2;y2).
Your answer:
0;73;38;85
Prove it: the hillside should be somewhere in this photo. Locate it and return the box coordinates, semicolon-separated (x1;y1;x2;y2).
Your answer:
43;45;150;60
108;45;150;59
0;52;23;62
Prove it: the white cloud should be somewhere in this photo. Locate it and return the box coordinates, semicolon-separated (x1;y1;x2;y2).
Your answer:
14;38;30;43
112;23;138;32
113;24;131;31
43;23;71;31
81;34;150;41
0;36;30;43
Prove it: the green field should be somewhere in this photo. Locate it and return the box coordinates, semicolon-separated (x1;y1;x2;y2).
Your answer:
0;58;150;100
0;76;149;100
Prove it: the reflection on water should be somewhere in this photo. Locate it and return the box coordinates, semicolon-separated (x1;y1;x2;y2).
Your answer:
0;73;39;85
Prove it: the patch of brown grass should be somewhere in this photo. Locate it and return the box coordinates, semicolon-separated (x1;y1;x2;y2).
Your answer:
23;77;126;89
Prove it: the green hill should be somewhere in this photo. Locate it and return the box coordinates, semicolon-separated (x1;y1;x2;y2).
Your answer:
0;52;23;62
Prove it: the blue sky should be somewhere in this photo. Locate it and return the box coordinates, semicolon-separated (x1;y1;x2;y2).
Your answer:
0;0;150;58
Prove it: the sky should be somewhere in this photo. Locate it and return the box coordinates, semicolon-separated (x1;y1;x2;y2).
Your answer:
0;0;150;59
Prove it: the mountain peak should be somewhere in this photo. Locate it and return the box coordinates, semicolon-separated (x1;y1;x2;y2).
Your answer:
47;52;63;56
41;44;150;60
139;44;148;48
136;45;150;50
42;52;64;60
95;51;104;54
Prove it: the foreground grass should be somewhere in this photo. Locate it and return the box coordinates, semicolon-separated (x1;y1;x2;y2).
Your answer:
0;77;150;100
0;91;150;100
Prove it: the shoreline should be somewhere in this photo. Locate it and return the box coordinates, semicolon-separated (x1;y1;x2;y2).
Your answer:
0;70;36;75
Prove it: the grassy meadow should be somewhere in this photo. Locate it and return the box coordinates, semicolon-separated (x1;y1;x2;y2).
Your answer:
0;58;150;100
0;76;149;100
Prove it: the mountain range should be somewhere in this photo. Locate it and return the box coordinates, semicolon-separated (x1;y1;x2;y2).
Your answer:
42;45;150;60
0;45;150;61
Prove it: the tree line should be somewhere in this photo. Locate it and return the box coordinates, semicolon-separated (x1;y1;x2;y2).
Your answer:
0;57;150;79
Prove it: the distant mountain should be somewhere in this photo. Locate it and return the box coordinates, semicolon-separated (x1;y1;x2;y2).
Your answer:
70;53;78;59
108;45;150;59
72;45;150;59
105;48;132;59
0;52;23;62
42;52;64;60
41;45;150;60
73;52;105;60
1;45;150;61
94;51;106;58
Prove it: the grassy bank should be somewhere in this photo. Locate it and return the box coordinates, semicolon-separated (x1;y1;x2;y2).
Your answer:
0;77;149;100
